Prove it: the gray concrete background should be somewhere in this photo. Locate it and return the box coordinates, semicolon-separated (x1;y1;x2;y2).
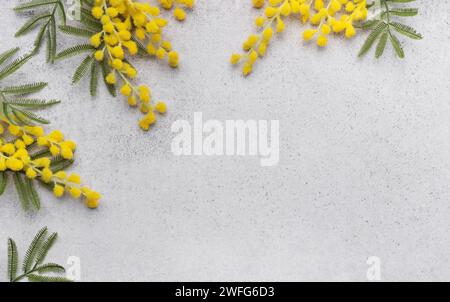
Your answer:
0;0;449;281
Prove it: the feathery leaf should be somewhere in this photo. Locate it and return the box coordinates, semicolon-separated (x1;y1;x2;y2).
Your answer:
14;0;58;11
390;22;423;40
15;13;51;37
24;178;41;210
0;172;7;196
90;61;99;96
35;263;66;274
0;53;33;81
34;232;57;266
376;32;389;58
1;82;47;95
0;48;20;66
13;173;31;211
72;56;94;84
390;33;405;58
7;238;18;282
59;25;95;37
28;274;72;282
56;44;95;60
358;22;388;57
23;227;48;272
4;99;60;109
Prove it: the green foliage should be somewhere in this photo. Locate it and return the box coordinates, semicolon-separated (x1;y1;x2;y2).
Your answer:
358;0;422;58
56;1;117;97
14;0;66;63
0;48;60;126
6;227;71;282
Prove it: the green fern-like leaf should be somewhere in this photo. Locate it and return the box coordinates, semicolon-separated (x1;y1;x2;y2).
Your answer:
50;156;74;172
34;232;57;266
0;48;20;66
4;99;60;109
14;0;59;11
72;56;94;84
375;32;389;58
0;53;33;81
13;173;31;211
390;22;422;40
8;238;19;282
90;61;99;97
14;0;66;60
56;44;95;60
7;227;70;282
0;172;8;196
15;13;51;37
28;274;71;282
1;82;47;95
35;263;66;274
389;7;418;17
59;25;96;37
24;178;41;210
358;22;388;57
23;227;48;273
360;0;421;58
12;108;51;124
390;33;405;58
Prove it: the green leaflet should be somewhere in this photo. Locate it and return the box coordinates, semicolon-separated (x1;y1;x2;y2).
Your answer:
13;173;31;211
0;172;7;196
6;227;71;282
59;25;96;37
358;0;422;58
90;60;99;96
375;32;389;58
72;55;95;84
0;82;47;95
8;239;18;282
13;173;42;212
56;44;95;60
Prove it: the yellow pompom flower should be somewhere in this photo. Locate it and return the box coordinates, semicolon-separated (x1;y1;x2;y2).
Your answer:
173;7;186;21
317;35;328;47
168;51;179;68
155;102;167;114
91;6;104;19
120;84;132;96
106;72;116;84
53;185;65;197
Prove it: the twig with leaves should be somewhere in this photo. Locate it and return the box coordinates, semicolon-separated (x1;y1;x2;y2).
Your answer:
14;0;67;63
358;0;422;58
0;47;101;211
7;226;71;282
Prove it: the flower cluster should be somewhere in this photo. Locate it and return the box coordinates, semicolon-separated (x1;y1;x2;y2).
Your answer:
231;0;368;76
0;121;101;208
90;0;176;130
158;0;195;21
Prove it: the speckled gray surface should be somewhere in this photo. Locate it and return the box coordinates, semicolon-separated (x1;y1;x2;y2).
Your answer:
0;0;449;282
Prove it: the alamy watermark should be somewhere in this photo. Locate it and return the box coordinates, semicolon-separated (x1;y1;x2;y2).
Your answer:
66;256;81;281
366;256;381;281
171;112;280;167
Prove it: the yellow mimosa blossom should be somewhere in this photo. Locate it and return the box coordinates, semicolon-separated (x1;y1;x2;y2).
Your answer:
0;119;101;209
232;0;368;76
83;0;179;131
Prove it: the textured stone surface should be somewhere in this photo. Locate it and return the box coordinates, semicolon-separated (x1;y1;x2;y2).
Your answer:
0;0;449;281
